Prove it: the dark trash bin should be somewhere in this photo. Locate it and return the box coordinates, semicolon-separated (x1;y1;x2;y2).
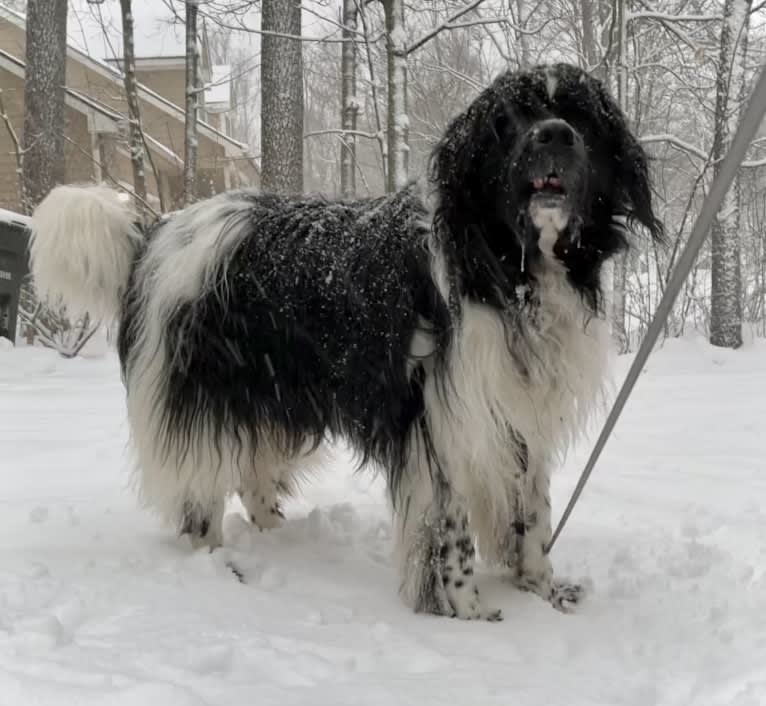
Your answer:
0;209;31;344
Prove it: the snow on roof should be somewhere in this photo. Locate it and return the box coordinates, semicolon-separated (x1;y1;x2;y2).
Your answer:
205;65;232;110
0;208;30;227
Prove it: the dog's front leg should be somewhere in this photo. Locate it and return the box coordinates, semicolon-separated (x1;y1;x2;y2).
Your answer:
513;457;584;612
397;470;502;621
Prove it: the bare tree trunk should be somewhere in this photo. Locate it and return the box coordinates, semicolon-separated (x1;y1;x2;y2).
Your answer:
22;0;68;211
384;0;408;193
710;0;751;349
340;0;358;198
515;0;531;67
184;0;200;206
119;0;148;219
611;0;630;352
261;0;304;194
357;1;387;183
580;0;598;71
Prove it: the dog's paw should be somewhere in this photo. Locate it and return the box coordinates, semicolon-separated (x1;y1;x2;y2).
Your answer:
512;572;549;596
453;606;504;622
251;504;285;531
419;592;503;622
549;579;586;613
242;491;285;532
451;594;504;622
513;573;587;613
469;607;504;622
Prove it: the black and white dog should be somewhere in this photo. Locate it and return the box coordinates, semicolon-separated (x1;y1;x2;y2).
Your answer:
30;63;662;621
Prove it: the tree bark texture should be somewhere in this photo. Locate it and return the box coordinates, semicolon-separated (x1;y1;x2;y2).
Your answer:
340;0;358;198
184;0;200;206
22;0;68;211
119;0;148;218
261;0;304;195
384;0;408;193
610;0;630;352
710;0;751;349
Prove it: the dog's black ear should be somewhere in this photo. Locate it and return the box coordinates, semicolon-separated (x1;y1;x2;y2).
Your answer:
596;83;665;243
429;86;511;237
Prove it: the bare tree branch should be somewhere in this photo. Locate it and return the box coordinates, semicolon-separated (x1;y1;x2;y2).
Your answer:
0;87;27;211
406;0;488;55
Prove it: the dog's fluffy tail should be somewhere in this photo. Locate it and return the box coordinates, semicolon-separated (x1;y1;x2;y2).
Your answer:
29;184;142;321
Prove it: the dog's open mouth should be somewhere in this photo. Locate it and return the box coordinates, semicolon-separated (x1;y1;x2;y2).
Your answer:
531;174;566;197
528;172;571;237
529;173;569;218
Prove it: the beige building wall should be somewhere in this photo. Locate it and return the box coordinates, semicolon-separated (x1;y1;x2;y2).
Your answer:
135;66;186;110
0;14;255;212
0;71;98;211
0;69;24;211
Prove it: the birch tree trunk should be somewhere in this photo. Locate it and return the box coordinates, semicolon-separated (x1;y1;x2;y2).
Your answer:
580;0;598;72
515;0;531;67
610;0;630;352
119;0;147;219
22;0;68;211
340;0;358;198
184;0;200;206
384;0;408;193
710;0;751;349
261;0;304;194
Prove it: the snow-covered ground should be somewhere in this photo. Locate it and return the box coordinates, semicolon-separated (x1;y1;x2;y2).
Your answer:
1;336;765;706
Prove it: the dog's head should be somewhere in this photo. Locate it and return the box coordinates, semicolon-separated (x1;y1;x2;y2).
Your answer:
430;63;663;307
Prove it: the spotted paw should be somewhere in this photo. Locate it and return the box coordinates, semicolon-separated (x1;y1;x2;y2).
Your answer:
251;503;285;531
484;608;504;622
549;580;585;613
448;581;504;622
242;491;285;531
453;603;504;622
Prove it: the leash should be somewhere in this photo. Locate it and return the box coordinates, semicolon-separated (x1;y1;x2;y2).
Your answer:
545;65;766;555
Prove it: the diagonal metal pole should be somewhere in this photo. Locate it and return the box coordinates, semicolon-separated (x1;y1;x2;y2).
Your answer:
546;65;766;554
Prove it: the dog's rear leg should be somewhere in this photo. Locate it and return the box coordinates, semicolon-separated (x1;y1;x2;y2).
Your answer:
239;477;286;531
180;497;225;549
397;470;502;622
238;456;298;531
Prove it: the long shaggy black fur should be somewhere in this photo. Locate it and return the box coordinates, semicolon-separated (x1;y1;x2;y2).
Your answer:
119;188;451;500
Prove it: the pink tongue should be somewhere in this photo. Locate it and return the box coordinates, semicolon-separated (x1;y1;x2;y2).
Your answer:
532;178;545;190
547;176;562;188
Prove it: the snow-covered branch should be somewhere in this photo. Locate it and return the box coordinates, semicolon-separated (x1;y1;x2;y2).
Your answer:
305;128;381;140
197;9;375;45
640;134;709;161
627;12;721;23
641;133;766;170
406;0;488;55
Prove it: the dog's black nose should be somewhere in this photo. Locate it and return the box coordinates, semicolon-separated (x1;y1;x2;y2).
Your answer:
533;119;576;147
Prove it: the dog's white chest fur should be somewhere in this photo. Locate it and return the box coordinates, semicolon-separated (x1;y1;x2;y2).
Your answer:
423;269;609;557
